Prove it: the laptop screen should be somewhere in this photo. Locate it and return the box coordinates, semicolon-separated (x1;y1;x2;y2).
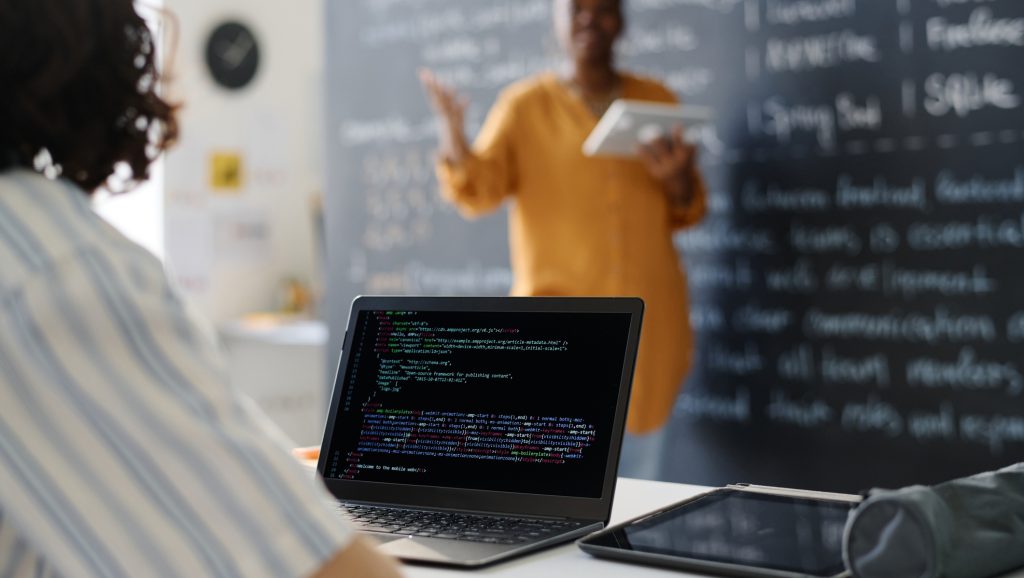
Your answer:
321;307;633;499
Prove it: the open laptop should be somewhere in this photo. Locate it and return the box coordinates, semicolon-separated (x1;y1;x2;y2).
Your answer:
316;295;643;567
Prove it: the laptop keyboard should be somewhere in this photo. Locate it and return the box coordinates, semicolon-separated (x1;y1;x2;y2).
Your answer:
338;503;586;544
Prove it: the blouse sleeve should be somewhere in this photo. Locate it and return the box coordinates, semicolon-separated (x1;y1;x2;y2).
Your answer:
435;89;520;218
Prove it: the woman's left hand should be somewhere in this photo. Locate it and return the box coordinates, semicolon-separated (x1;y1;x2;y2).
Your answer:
637;125;697;207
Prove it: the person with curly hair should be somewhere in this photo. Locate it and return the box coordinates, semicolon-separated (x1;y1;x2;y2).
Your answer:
0;1;401;576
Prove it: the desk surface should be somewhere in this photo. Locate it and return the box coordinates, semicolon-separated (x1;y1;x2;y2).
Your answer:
299;458;1024;578
403;477;708;578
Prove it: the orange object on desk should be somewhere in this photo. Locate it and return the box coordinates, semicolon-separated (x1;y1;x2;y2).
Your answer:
292;446;319;467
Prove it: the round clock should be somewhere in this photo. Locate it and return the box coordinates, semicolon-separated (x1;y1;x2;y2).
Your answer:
204;21;260;90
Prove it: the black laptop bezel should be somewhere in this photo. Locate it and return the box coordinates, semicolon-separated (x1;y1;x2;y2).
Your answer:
317;295;643;522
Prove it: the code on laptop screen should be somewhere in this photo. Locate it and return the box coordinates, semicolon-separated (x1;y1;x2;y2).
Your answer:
322;309;632;498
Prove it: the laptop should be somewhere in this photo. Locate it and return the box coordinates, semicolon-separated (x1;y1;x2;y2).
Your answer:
316;295;644;567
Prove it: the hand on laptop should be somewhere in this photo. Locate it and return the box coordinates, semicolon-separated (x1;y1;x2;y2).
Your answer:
310;537;404;578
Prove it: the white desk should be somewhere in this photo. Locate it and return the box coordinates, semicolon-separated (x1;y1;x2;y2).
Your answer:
404;478;709;578
397;478;1024;578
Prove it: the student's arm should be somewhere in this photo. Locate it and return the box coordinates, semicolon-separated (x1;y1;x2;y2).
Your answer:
309;537;403;578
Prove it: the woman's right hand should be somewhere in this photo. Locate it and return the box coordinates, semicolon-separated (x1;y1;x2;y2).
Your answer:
419;68;471;163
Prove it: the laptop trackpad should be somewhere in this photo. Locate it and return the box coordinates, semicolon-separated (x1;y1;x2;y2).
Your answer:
377;535;510;564
365;533;406;546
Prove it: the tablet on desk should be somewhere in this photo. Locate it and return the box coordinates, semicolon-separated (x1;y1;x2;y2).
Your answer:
582;99;714;157
578;484;861;578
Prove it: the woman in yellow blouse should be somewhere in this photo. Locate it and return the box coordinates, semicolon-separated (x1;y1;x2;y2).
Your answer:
420;0;707;478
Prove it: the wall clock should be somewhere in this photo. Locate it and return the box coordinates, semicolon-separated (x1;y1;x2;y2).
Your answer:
205;21;260;90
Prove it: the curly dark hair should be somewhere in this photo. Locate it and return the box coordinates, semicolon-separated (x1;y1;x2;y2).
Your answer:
0;0;178;193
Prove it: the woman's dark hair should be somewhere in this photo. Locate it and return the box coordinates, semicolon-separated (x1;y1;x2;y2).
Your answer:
0;0;178;193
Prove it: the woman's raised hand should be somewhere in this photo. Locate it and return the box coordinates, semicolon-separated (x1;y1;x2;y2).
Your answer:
419;68;471;163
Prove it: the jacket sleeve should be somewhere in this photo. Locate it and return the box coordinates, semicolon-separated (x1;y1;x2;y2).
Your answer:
435;89;519;219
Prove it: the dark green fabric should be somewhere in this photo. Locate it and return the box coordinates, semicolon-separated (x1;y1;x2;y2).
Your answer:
844;463;1024;578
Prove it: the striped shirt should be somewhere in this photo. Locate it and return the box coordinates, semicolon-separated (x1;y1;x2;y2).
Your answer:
0;169;352;578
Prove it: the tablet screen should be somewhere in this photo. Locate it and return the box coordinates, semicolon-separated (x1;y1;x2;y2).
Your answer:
583;489;853;576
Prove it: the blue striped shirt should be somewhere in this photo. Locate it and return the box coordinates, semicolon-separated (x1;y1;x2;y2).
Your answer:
0;170;352;578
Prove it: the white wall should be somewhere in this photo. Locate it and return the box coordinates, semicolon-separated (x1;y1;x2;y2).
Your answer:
163;0;325;324
94;160;165;259
161;0;329;445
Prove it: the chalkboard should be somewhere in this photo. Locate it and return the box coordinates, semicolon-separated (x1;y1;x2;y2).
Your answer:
324;0;1024;493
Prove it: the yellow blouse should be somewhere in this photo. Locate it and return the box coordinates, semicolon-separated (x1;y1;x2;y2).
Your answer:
437;71;707;434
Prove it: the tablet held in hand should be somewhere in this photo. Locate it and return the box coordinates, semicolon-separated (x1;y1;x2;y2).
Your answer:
582;99;714;158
